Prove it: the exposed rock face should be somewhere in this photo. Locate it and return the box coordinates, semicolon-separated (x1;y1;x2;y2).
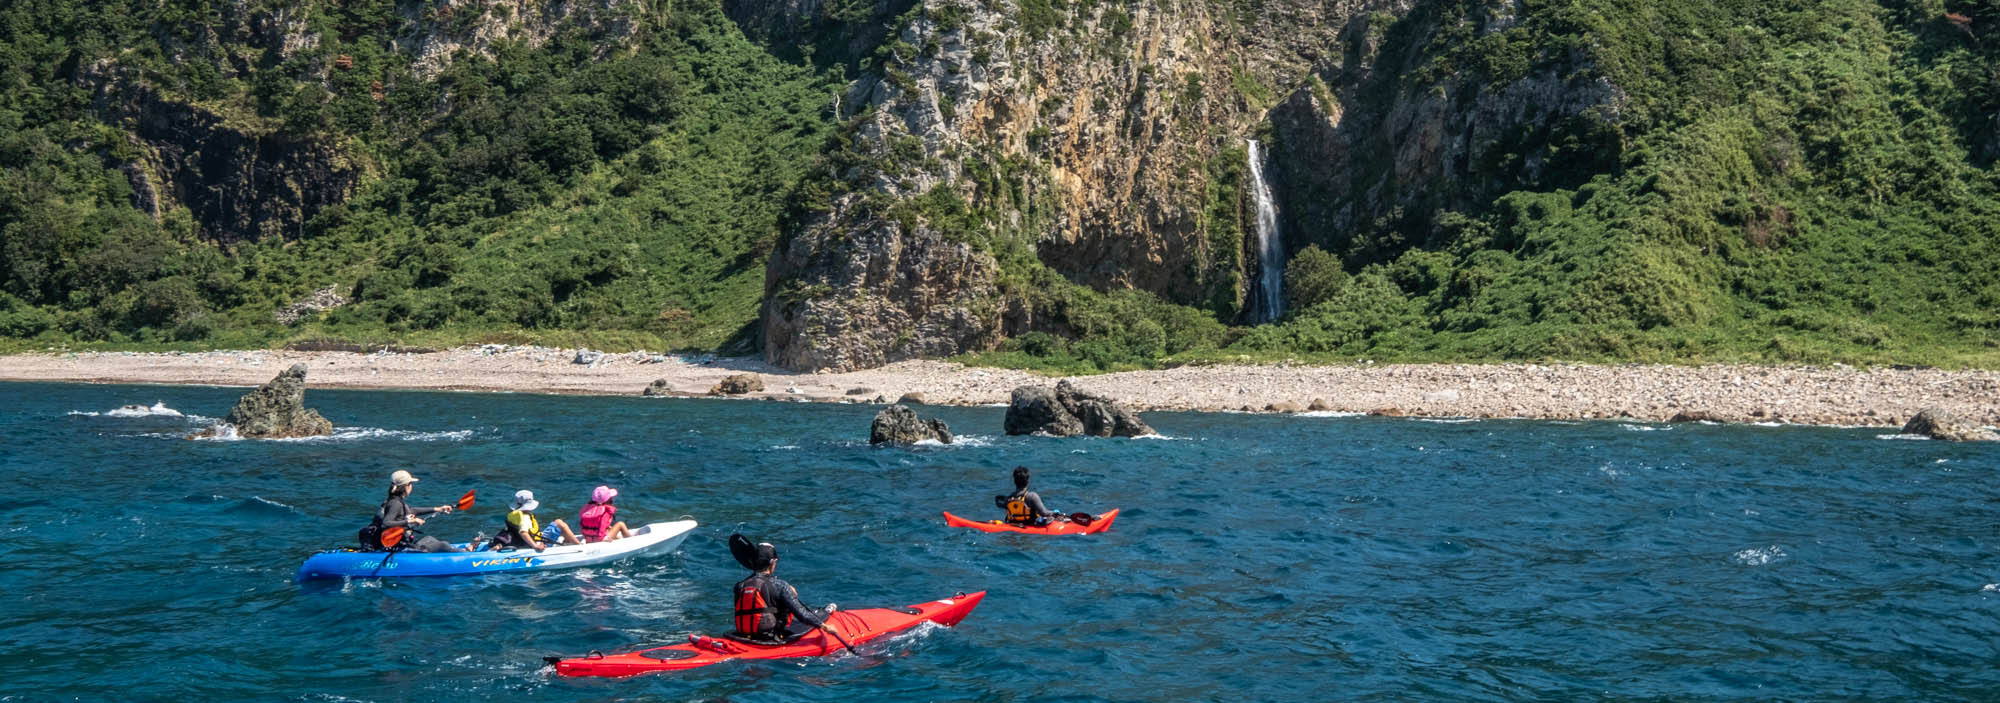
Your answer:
898;392;926;404
642;379;673;396
764;195;1004;372
870;404;953;444
1004;380;1153;437
1266;401;1304;413
1308;398;1332;411
1669;410;1722;423
196;364;332;439
396;0;649;79
89;73;360;246
275;286;350;325
1901;407;1998;441
755;0;1624;370
710;374;764;395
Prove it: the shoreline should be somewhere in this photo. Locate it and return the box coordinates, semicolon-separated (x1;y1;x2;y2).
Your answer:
2;347;1995;428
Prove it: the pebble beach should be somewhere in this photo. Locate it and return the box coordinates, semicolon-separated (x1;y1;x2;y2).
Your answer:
4;346;1995;428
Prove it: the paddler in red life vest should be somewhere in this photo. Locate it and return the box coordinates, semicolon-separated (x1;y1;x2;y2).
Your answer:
729;534;842;643
996;466;1058;527
577;485;632;542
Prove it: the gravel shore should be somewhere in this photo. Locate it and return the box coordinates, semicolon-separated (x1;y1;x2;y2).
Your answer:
2;347;1994;428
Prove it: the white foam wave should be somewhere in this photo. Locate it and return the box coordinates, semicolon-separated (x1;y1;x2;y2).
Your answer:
1620;424;1671;432
1733;545;1787;566
250;496;300;512
1133;433;1190;440
1982;583;1999;594
70;401;190;418
1416;418;1478;424
1876;433;1930;440
910;434;994;448
187;424;476;442
769;444;800;450
1296;410;1365;418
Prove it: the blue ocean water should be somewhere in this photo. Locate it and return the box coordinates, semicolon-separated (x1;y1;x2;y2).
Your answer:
3;381;1998;701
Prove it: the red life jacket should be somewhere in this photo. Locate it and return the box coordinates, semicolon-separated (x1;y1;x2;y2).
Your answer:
733;574;791;637
579;502;615;542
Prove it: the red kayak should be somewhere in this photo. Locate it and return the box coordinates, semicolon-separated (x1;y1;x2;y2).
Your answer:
942;508;1119;535
547;591;985;677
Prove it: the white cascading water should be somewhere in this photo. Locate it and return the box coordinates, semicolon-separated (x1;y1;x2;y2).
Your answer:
1246;139;1284;323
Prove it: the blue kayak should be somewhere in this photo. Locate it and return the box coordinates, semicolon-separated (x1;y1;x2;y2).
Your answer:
295;520;696;581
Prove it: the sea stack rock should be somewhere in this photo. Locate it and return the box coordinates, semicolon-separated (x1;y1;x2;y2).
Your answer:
709;373;764;395
1900;407;1998;441
198;364;333;439
870;405;953;444
1004;380;1154;437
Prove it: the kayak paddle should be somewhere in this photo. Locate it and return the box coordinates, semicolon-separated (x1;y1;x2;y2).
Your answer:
818;610;859;656
380;489;476;549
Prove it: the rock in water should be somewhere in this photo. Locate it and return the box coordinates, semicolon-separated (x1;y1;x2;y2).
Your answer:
898;392;927;405
641;379;673;397
201;364;332;439
870;405;952;444
1004;381;1154;437
709;374;764;395
1901;407;1997;441
1005;385;1084;436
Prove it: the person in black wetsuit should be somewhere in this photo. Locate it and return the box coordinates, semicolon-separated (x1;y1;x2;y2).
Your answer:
997;466;1057;527
360;469;464;553
732;539;841;642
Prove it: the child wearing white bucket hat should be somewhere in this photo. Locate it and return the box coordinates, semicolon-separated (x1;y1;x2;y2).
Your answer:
491;489;578;552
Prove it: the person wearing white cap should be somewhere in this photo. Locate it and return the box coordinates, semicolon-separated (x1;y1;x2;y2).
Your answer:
360;470;464;552
491;489;578;552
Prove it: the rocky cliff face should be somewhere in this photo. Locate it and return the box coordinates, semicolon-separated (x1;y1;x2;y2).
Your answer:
76;0;648;247
1267;6;1624;263
92;76;360;245
756;0;1624;370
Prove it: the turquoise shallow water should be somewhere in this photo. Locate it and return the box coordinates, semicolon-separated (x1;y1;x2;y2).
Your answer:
3;381;1999;701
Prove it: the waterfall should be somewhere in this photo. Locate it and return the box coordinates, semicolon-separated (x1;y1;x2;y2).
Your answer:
1246;139;1284;323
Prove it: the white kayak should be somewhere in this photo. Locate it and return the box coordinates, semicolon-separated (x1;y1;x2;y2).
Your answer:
296;520;697;580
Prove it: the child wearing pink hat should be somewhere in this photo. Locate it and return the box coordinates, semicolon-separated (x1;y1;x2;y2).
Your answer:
578;485;632;542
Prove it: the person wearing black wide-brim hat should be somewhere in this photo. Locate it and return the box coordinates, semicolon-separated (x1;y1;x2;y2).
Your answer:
728;535;840;643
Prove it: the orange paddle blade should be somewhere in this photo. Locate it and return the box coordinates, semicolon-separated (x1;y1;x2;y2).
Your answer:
456;489;476;511
380;526;406;548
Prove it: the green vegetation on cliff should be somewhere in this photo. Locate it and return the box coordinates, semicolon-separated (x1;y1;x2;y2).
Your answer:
1;0;835;352
971;0;2000;371
3;0;1998;371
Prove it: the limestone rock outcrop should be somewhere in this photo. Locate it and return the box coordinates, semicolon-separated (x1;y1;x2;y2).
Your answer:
1900;407;1997;441
193;364;332;439
1004;380;1153;437
642;379;673;396
710;374;764;395
870;404;953;444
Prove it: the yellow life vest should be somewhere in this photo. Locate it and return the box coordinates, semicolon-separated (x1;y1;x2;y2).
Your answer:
999;494;1033;525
